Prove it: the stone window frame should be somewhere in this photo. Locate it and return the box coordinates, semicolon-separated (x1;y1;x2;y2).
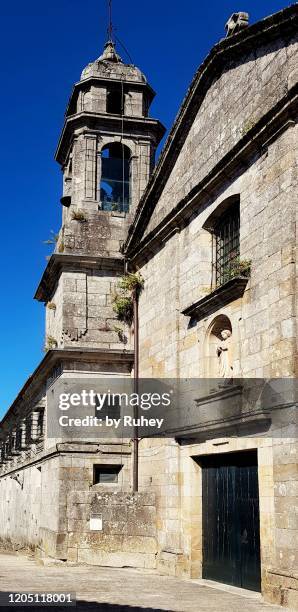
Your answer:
98;142;132;213
93;464;123;485
106;88;123;115
203;195;240;289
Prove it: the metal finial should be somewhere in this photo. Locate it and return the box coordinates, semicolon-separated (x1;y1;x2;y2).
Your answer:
107;0;114;42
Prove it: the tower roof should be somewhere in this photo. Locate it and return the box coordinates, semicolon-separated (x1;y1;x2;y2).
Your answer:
80;40;148;84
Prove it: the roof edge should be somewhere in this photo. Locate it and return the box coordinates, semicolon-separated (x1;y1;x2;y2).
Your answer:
123;4;298;254
0;348;134;431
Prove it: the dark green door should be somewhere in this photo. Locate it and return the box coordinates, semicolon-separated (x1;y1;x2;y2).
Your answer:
201;450;261;591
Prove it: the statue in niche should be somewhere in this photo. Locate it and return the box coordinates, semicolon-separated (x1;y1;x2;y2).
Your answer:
217;329;233;381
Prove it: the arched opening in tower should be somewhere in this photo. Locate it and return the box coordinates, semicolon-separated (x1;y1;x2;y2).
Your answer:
100;143;131;213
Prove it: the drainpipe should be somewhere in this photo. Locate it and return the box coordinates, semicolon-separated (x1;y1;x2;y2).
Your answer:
132;287;139;492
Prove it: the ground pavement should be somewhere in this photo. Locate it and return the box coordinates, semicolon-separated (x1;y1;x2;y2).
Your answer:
0;553;285;612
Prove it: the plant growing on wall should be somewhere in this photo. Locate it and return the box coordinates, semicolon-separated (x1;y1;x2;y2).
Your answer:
44;335;58;352
43;230;59;245
112;272;144;326
231;257;251;277
241;118;256;137
112;295;134;325
43;228;65;253
219;258;251;286
118;272;144;292
229;258;251;278
113;325;128;344
71;209;87;221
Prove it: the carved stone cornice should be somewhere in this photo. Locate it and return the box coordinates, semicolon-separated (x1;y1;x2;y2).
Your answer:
34;253;125;303
0;347;134;432
55;112;166;166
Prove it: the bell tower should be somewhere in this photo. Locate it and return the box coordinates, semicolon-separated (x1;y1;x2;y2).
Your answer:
57;39;165;236
35;38;165;355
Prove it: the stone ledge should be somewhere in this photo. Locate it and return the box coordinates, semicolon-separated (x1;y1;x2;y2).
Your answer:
182;276;249;320
34;253;125;303
56;112;166;167
0;348;134;435
174;410;271;442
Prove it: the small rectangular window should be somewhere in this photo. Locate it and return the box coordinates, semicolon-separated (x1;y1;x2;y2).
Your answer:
93;465;122;484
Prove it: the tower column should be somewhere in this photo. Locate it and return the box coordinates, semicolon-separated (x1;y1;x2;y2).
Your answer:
84;134;98;204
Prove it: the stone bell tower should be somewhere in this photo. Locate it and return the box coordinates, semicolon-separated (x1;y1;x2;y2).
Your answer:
35;39;165;354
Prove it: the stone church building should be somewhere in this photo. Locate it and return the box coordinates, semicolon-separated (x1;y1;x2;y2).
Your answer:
0;5;297;608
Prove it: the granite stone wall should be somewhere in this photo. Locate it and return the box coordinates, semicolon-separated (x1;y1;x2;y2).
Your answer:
0;456;60;552
144;33;298;237
137;123;297;379
133;41;297;607
46;269;132;351
65;491;157;568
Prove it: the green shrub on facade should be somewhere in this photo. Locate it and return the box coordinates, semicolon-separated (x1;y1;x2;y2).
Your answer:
112;272;144;325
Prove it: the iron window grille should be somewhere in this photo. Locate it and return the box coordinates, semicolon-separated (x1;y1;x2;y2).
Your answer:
214;202;240;286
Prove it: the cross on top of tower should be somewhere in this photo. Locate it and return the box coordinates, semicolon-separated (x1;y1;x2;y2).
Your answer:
97;0;122;63
107;0;114;42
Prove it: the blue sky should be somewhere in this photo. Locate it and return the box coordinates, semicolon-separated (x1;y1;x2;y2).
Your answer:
0;0;291;417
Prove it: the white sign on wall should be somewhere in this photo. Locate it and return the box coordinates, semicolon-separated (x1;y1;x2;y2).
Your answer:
90;514;103;531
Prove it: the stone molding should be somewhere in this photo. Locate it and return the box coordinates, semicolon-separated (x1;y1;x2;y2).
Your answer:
182;276;249;320
56;112;166;167
0;441;131;478
0;347;134;432
34;253;125;303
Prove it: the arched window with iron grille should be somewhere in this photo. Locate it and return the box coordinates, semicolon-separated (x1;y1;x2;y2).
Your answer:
214;201;240;285
203;195;240;287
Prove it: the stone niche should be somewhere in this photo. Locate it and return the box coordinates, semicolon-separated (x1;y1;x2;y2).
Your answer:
204;314;233;378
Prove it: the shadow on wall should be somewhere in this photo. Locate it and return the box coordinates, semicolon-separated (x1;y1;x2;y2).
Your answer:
0;599;169;612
